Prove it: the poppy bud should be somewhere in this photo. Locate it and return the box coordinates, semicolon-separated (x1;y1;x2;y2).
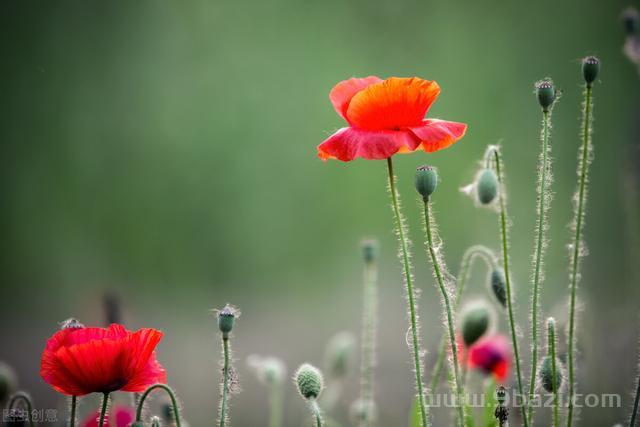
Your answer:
539;356;563;393
623;7;639;35
460;301;494;346
582;56;600;87
536;80;556;112
490;268;507;308
361;239;378;264
476;169;499;205
0;362;17;404
415;165;438;200
217;304;239;339
294;364;324;400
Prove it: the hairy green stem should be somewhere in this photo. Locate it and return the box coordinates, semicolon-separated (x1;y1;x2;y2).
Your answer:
360;253;378;426
487;146;529;427
430;245;496;393
136;383;182;427
386;157;429;427
98;393;109;427
528;109;552;423
567;84;593;427
7;392;35;427
220;337;231;427
422;199;465;427
548;321;559;427
310;399;323;427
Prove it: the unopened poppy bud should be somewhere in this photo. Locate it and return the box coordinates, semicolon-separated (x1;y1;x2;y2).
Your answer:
361;239;378;264
490;268;507;308
0;362;17;404
294;363;324;400
536;80;556;112
539;356;563;393
325;331;355;379
476;169;499;204
415;165;438;200
460;301;493;346
60;318;84;330
623;7;639;35
582;56;600;86
217;304;239;338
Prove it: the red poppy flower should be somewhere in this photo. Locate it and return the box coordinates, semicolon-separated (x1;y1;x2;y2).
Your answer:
40;324;167;396
318;76;467;161
81;406;134;427
467;335;511;382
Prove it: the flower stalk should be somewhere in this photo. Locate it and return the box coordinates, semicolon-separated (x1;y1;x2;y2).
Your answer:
69;395;77;427
359;239;378;427
136;384;182;427
217;304;239;427
547;319;559;427
386;158;429;427
98;393;109;427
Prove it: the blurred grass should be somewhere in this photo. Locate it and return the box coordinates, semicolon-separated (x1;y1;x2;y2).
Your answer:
0;0;638;425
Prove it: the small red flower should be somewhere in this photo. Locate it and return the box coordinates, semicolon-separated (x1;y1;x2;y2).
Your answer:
80;406;134;427
467;334;512;382
318;76;467;161
40;324;166;396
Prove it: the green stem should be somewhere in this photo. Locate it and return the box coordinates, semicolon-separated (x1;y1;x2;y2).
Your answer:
630;370;640;427
69;396;77;427
567;84;593;427
423;199;465;427
360;255;378;426
220;337;231;427
136;383;182;427
487;146;529;427
310;399;323;427
528;110;552;424
7;392;35;427
430;245;496;393
548;322;559;427
269;385;283;427
98;393;109;427
386;157;429;427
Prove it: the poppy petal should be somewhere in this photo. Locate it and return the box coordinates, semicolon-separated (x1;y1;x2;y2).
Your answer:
318;127;420;161
329;76;382;122
409;119;467;153
346;77;440;130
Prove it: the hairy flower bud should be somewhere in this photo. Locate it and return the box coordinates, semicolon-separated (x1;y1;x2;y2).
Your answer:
539;356;563;393
476;169;499;205
489;268;507;308
582;56;600;87
460;301;494;346
294;364;324;400
536;79;556;113
415;165;438;200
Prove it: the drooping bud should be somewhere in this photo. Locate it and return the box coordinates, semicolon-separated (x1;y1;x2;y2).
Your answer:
217;304;239;339
460;300;494;347
361;239;378;264
325;331;355;379
623;7;640;35
582;56;600;87
0;362;17;404
476;169;499;205
294;364;324;400
489;268;507;308
536;79;556;113
415;165;438;201
59;318;85;330
539;356;563;393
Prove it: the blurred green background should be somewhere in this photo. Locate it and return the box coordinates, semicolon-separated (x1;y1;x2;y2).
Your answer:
1;0;639;425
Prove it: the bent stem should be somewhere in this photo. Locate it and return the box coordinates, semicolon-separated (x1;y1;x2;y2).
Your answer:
360;246;378;426
69;396;77;427
98;393;109;427
136;383;182;427
567;83;594;427
8;392;35;427
422;199;465;427
486;146;529;427
548;321;559;427
386;157;429;427
528;109;553;423
220;337;231;427
430;245;497;393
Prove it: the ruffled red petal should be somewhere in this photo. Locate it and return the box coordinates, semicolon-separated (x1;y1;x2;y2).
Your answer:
467;335;511;383
409;119;468;153
318;127;421;161
329;76;382;122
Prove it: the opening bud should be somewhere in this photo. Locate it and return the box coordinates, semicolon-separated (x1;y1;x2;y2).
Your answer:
536;79;556;112
460;300;494;346
415;165;438;200
294;363;324;400
476;169;499;205
582;56;600;86
489;268;507;308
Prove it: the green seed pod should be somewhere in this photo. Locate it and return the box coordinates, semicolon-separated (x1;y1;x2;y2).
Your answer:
0;362;17;405
582;56;600;86
623;7;640;35
325;331;355;379
536;80;556;112
490;268;507;308
476;169;499;205
496;385;507;404
415;165;438;200
539;356;563;393
217;304;239;338
294;363;324;400
460;301;493;346
361;239;378;264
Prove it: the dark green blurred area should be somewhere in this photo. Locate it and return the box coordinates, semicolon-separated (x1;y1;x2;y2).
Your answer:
1;0;638;425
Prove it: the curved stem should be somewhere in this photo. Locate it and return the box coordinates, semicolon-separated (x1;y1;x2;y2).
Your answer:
98;393;109;427
220;337;231;427
430;245;496;393
69;396;77;427
423;199;465;427
136;383;182;427
386;158;429;427
567;84;593;427
548;322;559;427
488;146;529;427
7;392;35;427
310;398;323;427
360;254;378;427
528;110;552;423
